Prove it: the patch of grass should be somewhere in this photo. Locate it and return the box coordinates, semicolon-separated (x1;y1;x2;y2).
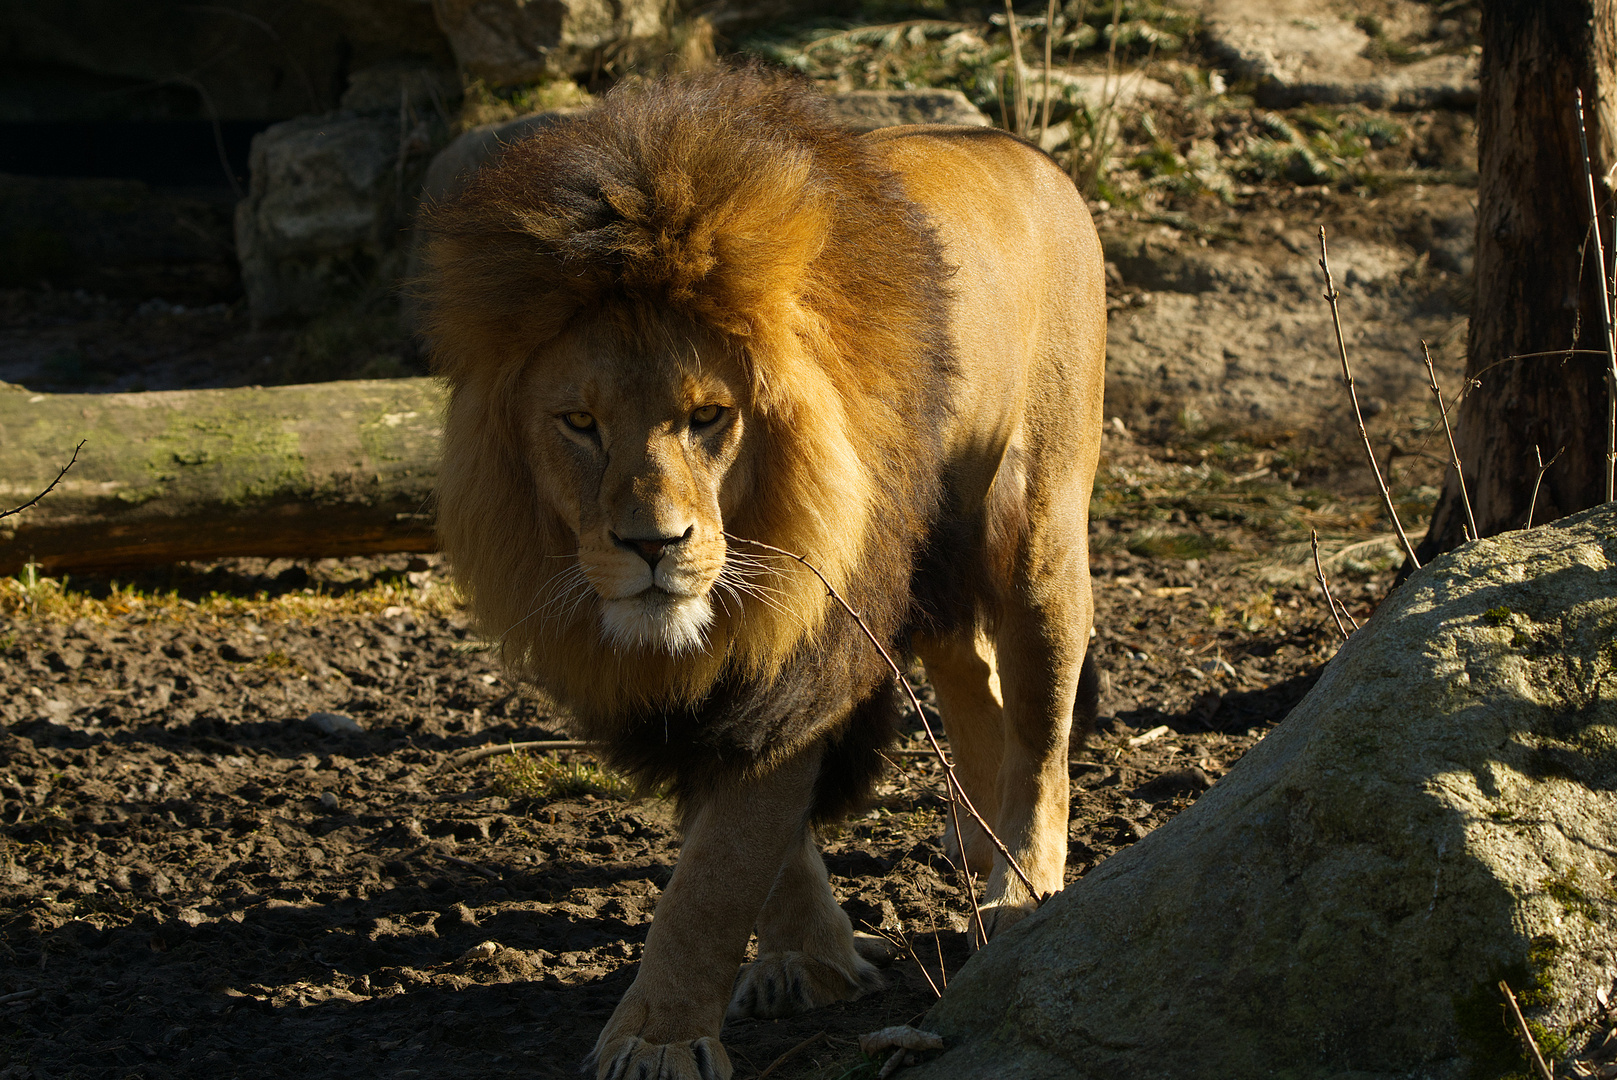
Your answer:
0;564;458;626
458;78;593;131
491;749;635;804
1542;868;1601;921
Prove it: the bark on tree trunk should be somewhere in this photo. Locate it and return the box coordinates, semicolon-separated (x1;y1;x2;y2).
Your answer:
0;379;444;575
1417;0;1617;561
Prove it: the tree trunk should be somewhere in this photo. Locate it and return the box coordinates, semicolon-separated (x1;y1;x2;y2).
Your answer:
0;379;444;575
1418;0;1617;561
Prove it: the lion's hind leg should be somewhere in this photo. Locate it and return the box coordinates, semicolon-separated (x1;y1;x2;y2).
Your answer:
726;827;882;1021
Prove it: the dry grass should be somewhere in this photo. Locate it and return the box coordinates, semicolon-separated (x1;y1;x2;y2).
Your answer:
0;562;459;626
490;748;635;803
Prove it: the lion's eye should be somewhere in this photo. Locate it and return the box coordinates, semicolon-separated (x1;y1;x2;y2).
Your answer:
562;411;596;432
690;404;723;426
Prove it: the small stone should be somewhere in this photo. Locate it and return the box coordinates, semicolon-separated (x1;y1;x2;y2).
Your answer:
317;791;340;811
306;711;363;736
461;940;499;961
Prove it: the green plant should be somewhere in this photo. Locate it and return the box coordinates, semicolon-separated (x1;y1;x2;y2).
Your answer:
491;749;634;803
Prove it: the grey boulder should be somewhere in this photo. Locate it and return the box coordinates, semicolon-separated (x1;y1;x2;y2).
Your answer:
916;504;1617;1079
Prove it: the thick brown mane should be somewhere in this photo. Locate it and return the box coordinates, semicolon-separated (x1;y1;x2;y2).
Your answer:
420;67;955;806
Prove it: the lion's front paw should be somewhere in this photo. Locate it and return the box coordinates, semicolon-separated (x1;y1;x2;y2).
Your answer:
978;898;1037;944
592;1035;731;1080
726;949;882;1020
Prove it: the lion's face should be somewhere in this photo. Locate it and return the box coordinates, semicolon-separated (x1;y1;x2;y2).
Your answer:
519;315;754;655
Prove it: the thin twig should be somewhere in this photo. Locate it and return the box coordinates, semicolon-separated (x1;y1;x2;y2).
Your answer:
755;1030;827;1080
1;441;84;521
1317;228;1421;568
1421;341;1477;540
724;534;1042;921
1037;0;1057;142
1310;531;1351;641
1499;980;1555;1080
1526;445;1564;529
440;739;595;772
0;989;39;1005
1575;90;1617;503
863;922;941;999
1002;0;1028;136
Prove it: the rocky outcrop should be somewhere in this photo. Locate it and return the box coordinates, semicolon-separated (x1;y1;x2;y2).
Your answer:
235;86;450;322
915;504;1617;1078
1204;0;1478;110
431;0;669;85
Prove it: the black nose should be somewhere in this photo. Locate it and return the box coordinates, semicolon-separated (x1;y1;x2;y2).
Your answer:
613;527;693;568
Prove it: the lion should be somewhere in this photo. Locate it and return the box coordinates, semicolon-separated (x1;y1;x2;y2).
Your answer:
420;67;1105;1080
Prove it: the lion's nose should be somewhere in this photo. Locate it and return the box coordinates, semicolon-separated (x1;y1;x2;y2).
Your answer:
612;526;693;568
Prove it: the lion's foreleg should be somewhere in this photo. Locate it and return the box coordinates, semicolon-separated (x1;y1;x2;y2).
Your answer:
590;751;820;1080
913;627;1006;874
726;827;882;1020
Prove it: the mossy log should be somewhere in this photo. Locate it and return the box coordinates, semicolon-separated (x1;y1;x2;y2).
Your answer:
0;379;444;575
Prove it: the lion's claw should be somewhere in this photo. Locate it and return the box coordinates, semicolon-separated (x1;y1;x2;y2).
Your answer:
593;1035;730;1080
726;950;882;1020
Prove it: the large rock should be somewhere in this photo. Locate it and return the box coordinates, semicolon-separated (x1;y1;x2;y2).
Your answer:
918;505;1617;1078
235;99;447;322
1205;0;1478;110
432;0;668;85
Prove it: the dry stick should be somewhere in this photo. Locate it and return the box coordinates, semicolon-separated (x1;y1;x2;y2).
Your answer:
442;739;594;771
1317;228;1422;568
0;440;84;521
1575;90;1617;502
1037;0;1057;142
1310;531;1352;640
1421;341;1477;540
863;922;942;999
755;1030;827;1080
1002;0;1028;136
1526;445;1565;529
1499;981;1555;1080
724;533;1041;917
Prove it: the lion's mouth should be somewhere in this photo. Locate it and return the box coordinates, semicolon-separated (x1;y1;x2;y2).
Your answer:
599;589;714;654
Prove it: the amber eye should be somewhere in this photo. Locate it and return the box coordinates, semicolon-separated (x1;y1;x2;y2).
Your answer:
690;404;723;426
563;411;596;432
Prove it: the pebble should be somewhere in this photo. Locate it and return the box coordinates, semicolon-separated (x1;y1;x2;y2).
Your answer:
318;791;340;811
461;941;500;961
306;711;363;736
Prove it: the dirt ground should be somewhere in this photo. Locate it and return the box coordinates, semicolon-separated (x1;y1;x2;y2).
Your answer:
0;416;1413;1080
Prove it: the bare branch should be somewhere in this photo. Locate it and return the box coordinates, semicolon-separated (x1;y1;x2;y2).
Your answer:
0;441;84;522
1498;981;1555;1080
1311;531;1351;641
1575;89;1617;503
1421;341;1477;540
1526;445;1565;529
1317;228;1421;568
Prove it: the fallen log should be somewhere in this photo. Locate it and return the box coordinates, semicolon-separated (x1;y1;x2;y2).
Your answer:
0;378;444;575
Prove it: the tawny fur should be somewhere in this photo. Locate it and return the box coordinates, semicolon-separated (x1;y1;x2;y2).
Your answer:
420;65;1107;1080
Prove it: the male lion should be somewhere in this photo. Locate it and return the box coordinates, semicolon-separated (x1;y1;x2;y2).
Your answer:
422;67;1104;1080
